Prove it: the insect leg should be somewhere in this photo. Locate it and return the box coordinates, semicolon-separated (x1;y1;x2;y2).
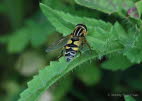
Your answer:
78;50;82;56
82;37;92;54
57;49;64;59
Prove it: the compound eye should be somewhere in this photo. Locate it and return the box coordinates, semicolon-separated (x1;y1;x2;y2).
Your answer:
76;24;87;31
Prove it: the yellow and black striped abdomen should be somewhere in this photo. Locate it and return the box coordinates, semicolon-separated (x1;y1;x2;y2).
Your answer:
64;37;81;62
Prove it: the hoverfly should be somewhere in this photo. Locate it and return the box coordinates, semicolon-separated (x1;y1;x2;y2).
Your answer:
46;24;91;62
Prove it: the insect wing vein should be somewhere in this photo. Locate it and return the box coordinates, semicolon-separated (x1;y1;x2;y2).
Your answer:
46;35;71;52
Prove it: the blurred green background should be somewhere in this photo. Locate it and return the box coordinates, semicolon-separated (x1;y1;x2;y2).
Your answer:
0;0;142;101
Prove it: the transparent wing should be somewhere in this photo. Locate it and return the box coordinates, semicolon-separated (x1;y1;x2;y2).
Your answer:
46;35;71;52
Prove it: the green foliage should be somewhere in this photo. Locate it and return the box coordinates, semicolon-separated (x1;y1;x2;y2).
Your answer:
75;0;134;16
40;3;112;36
40;3;123;55
0;19;54;53
1;0;142;101
0;3;6;13
2;0;25;29
52;76;73;101
18;52;98;101
8;29;30;53
101;54;133;71
124;95;136;101
123;28;142;63
136;1;142;18
17;2;142;100
76;62;101;86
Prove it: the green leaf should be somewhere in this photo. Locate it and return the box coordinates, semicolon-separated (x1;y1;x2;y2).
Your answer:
52;76;73;101
18;51;96;101
75;0;134;16
40;3;112;36
8;29;30;53
27;21;54;47
76;62;101;86
40;3;72;36
18;47;122;101
87;22;125;55
124;95;136;101
3;0;25;29
43;0;103;19
18;3;136;101
101;54;133;71
123;28;142;63
4;19;54;53
124;48;142;63
40;3;123;54
135;1;142;18
0;3;6;13
0;35;11;43
42;0;75;12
